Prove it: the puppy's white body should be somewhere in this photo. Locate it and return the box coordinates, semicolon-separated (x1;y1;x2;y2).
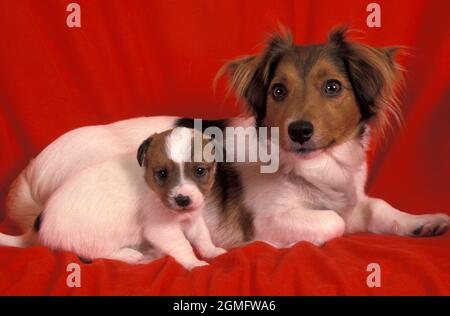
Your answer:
3;116;449;253
8;116;177;230
39;153;151;262
7;149;225;269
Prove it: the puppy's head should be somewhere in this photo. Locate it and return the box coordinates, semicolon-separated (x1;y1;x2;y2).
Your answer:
137;127;216;213
218;26;403;158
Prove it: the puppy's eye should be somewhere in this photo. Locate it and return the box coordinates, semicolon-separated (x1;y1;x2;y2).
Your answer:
271;84;288;101
323;79;342;96
195;167;207;177
154;169;168;181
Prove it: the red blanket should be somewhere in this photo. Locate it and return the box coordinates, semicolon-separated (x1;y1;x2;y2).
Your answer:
0;0;449;295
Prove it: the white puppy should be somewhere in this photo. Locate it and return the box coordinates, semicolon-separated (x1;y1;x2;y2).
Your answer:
0;127;226;270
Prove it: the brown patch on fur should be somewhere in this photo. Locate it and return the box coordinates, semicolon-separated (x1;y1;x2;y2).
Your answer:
264;55;362;151
327;26;405;136
138;130;178;208
211;162;254;243
220;202;254;243
215;30;294;124
216;26;405;143
184;161;217;196
238;205;254;241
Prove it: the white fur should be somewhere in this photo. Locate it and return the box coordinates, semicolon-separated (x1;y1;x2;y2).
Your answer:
7;116;177;231
2;115;449;257
168;182;204;211
166;127;193;163
3;151;225;270
164;128;204;211
242;132;449;247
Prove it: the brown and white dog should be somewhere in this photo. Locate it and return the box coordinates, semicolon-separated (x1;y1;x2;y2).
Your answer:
213;27;449;246
2;27;449;255
0;128;232;269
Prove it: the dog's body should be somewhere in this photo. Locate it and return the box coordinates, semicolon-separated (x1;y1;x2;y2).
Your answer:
2;27;449;255
2;128;233;269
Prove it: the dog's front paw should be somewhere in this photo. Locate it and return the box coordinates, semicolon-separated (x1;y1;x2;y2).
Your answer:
201;247;227;259
185;260;209;271
411;213;449;237
311;212;346;246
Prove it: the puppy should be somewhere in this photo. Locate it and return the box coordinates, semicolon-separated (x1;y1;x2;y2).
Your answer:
0;127;226;270
4;27;449;252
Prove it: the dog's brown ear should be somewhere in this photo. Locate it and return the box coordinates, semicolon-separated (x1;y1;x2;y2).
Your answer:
215;55;261;118
137;136;153;167
216;29;294;124
328;27;405;134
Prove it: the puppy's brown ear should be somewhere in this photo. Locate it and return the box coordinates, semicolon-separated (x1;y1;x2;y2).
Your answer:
137;136;153;167
216;29;294;124
328;27;405;134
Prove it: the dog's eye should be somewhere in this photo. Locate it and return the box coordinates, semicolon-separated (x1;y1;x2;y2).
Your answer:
272;84;288;101
323;79;342;96
195;167;207;177
154;169;168;181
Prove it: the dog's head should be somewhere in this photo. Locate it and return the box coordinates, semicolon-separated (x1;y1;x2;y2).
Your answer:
137;127;216;213
218;26;404;158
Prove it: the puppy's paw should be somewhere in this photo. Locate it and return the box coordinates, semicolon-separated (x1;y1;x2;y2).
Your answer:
411;213;449;237
201;247;227;259
185;260;209;271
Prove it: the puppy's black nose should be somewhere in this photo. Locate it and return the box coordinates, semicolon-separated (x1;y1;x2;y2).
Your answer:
174;194;191;208
288;120;314;144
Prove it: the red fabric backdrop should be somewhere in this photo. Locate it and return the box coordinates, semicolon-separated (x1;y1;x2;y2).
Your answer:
0;0;449;295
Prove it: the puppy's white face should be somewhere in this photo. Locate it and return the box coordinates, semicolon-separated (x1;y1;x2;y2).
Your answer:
138;127;216;214
164;128;206;211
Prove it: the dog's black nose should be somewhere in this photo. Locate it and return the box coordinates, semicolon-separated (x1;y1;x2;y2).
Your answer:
288;121;314;144
174;194;191;208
